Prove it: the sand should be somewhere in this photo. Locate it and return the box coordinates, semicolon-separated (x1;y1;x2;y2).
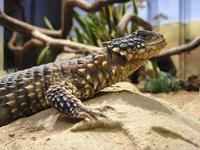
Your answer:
0;82;200;150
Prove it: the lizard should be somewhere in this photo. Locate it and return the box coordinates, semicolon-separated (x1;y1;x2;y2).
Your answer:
0;30;167;127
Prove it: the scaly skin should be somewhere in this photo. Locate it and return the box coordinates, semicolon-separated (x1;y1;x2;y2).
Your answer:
0;30;166;126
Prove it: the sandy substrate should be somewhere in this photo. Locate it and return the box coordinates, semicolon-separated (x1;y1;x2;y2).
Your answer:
152;91;200;120
0;82;200;150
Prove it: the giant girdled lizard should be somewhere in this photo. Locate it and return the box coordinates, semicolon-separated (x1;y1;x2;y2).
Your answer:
0;30;167;127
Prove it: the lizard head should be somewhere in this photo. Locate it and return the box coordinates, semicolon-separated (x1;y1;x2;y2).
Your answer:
104;30;167;63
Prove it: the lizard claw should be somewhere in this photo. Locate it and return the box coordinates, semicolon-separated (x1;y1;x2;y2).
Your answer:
88;110;108;119
77;105;115;120
77;106;111;120
95;105;116;112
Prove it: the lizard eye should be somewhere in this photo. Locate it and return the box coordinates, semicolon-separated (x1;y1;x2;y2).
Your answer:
137;30;153;41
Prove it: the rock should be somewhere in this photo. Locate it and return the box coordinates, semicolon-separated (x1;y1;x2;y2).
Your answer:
183;98;200;120
0;82;200;150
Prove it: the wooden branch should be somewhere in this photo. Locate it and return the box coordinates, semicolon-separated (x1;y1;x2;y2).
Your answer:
8;32;45;54
0;10;100;53
152;36;200;60
117;13;153;36
62;0;130;37
32;31;101;53
1;0;151;56
0;11;61;38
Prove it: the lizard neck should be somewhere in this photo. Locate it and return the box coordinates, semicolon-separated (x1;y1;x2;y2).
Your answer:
105;50;146;84
67;51;146;99
110;59;146;84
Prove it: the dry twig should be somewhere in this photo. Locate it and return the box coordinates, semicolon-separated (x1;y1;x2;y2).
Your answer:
0;10;100;53
117;13;152;36
8;32;45;54
0;0;132;54
0;11;61;38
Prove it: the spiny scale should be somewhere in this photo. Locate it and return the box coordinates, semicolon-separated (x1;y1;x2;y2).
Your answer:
0;30;166;127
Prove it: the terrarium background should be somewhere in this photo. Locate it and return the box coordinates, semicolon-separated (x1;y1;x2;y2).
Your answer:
1;0;200;79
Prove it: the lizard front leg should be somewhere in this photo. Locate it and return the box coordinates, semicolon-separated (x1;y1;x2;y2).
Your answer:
46;85;113;120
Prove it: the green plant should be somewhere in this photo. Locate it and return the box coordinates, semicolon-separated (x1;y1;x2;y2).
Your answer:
37;17;55;65
70;1;138;46
6;68;18;74
37;46;54;64
44;16;55;30
144;61;182;93
38;1;138;64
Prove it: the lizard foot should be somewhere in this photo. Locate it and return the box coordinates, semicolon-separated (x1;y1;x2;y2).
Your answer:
47;85;115;121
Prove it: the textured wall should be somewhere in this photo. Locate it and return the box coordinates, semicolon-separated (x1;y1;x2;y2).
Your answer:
0;0;4;71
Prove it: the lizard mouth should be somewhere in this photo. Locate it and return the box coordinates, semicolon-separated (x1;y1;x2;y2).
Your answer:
145;38;167;57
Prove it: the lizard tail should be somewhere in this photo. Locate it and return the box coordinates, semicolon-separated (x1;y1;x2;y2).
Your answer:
0;68;51;127
0;100;12;126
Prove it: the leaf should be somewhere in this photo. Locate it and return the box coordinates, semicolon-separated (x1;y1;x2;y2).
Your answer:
37;46;54;64
151;60;159;77
104;6;112;34
74;12;95;45
132;0;138;15
71;1;140;46
74;27;84;43
112;6;120;25
121;3;127;16
44;16;54;30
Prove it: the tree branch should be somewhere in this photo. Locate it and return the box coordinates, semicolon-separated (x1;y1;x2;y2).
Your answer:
117;13;153;36
32;30;101;53
0;11;61;38
0;10;100;53
8;32;45;54
152;36;200;60
1;0;153;59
